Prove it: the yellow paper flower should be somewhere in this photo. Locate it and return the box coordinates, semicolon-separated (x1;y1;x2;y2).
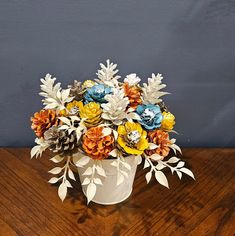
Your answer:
79;102;102;127
117;121;149;155
82;80;96;89
60;100;81;116
161;112;175;130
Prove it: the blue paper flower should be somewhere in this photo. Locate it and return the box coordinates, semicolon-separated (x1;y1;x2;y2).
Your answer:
84;84;112;103
136;104;163;130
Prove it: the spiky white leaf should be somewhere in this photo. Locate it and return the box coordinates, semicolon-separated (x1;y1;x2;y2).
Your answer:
95;59;121;87
142;73;169;104
124;73;141;86
58;117;71;125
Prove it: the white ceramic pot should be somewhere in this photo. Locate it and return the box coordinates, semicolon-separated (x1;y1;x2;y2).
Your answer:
78;155;139;205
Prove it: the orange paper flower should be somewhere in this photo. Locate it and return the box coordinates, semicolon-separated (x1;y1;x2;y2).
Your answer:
31;109;59;137
123;82;142;109
145;129;171;158
82;127;114;160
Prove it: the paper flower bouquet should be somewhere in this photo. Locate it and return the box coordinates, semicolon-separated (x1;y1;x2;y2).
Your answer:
30;60;194;204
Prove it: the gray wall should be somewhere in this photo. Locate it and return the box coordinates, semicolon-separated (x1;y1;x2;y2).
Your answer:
0;0;235;147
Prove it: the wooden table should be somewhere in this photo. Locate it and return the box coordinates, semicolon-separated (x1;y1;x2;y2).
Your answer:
0;148;235;236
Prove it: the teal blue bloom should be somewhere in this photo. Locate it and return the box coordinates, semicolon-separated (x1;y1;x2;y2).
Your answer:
136;104;163;130
84;84;112;103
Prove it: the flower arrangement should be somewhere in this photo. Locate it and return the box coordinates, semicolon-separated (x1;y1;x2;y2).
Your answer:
30;60;194;204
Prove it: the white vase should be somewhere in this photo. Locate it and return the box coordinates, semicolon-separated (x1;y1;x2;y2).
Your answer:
77;155;139;205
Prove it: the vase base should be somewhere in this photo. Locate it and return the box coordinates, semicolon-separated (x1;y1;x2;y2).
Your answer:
82;188;133;205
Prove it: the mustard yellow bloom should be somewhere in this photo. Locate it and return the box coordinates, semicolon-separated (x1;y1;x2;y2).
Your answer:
79;102;102;127
161;112;175;130
60;100;81;116
117;121;149;155
82;80;96;89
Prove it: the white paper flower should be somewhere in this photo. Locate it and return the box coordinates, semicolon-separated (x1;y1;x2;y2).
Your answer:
124;73;141;86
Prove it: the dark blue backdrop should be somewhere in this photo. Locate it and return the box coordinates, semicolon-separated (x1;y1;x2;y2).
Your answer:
0;0;234;147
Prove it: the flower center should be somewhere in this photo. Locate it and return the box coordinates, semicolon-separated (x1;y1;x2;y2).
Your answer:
69;106;79;115
96;88;104;93
127;130;141;144
142;108;156;120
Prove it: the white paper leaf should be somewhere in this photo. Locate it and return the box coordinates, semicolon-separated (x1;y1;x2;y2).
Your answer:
58;182;67;202
96;166;106;177
68;169;76;181
109;149;117;157
94;178;103;185
180;168;195;180
176;171;182;179
148;143;158;150
177;161;185;168
58;125;70;130
48;167;62;175
167;156;180;163
65;180;73;188
155;171;169;188
82;167;93;176
87;182;97;204
48;177;60;184
145;171;152;184
102;127;112;137
136;155;142;165
170;144;182;154
50;155;64;163
58;117;71;125
30;145;40;158
110;161;118;167
150;154;163;161
156;162;166;170
117;173;125;186
113;130;118;140
61;89;70;101
144;159;150;169
121;161;131;171
82;177;90;185
75;155;90;167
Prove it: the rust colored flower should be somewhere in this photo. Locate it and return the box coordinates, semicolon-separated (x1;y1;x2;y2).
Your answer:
31;109;59;137
82;127;114;160
123;82;142;109
145;129;171;158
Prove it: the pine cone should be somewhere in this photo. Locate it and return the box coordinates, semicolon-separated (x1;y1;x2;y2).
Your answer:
68;80;85;100
123;82;142;109
31;109;59;138
158;101;168;112
44;126;77;154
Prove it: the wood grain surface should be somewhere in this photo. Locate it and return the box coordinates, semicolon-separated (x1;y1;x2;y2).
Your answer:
0;148;234;236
